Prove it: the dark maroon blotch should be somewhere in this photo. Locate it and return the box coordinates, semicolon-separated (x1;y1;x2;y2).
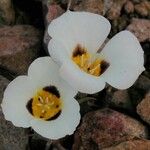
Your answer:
100;60;110;74
43;85;60;98
26;98;33;115
46;110;61;121
73;44;86;57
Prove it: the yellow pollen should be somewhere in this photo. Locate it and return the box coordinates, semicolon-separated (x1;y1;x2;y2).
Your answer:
72;52;103;76
31;90;62;120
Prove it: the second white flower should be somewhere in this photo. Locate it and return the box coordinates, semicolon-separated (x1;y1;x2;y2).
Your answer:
48;11;144;94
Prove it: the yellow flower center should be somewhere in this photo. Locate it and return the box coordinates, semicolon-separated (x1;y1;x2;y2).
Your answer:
27;86;62;121
72;45;109;76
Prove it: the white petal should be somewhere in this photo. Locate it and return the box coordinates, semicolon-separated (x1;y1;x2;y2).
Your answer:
28;57;77;97
28;57;60;87
48;11;111;57
48;39;69;65
30;98;80;139
60;61;106;94
100;31;145;89
58;79;78;98
1;76;34;127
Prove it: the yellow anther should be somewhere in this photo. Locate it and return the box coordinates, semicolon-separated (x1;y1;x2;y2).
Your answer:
45;105;50;109
37;103;42;106
72;52;102;76
49;101;55;106
42;109;45;114
45;97;49;104
38;96;44;103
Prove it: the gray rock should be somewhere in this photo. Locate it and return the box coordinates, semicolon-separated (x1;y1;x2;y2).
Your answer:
134;75;150;91
74;0;105;15
42;1;64;52
137;94;150;125
124;1;134;14
0;111;28;150
105;88;133;110
103;139;150;150
0;0;15;25
127;18;150;42
135;1;150;17
128;75;150;107
0;25;41;75
106;0;127;20
0;75;9;101
73;108;148;150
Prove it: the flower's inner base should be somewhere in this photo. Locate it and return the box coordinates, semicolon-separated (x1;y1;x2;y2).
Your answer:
72;45;109;76
27;86;62;121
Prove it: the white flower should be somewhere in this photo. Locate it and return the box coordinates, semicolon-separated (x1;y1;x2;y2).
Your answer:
48;11;145;94
1;57;80;139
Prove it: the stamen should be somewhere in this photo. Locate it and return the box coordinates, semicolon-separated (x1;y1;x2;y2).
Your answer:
28;87;62;121
81;54;84;67
87;61;91;69
72;46;109;77
42;109;45;114
49;101;54;106
38;96;44;103
45;97;49;104
89;64;100;74
37;103;42;106
46;105;50;109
